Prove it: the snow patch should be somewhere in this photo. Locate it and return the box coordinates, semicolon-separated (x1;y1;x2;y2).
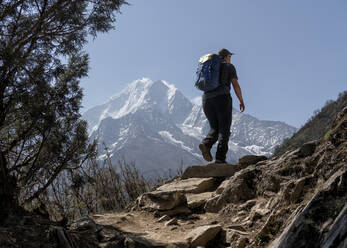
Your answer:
244;145;268;156
158;131;199;157
162;80;177;100
191;96;202;106
179;124;203;140
119;127;130;136
90;124;99;134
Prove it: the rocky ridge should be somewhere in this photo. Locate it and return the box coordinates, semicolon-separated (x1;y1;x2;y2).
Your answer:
1;107;346;247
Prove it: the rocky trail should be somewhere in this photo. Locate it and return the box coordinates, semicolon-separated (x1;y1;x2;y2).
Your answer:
93;210;221;247
1;107;346;248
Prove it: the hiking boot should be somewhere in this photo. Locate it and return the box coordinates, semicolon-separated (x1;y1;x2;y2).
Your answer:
215;159;227;164
199;143;212;162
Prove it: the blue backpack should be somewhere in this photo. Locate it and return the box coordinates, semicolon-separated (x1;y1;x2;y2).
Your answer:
195;53;222;92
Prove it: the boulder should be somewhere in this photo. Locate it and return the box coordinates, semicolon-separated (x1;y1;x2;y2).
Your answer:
296;140;318;157
156;205;192;217
204;195;222;213
290;177;309;203
186;192;215;209
205;168;258;213
215;179;229;194
238;155;267;166
182;163;248;179
249;207;271;222
185;224;222;247
156;178;215;194
138;191;186;210
220;168;258;203
256;174;282;194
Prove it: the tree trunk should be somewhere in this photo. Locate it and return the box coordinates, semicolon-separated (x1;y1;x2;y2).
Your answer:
0;151;19;224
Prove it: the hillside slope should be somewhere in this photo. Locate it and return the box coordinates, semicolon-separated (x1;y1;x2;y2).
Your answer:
88;106;346;247
273;91;347;156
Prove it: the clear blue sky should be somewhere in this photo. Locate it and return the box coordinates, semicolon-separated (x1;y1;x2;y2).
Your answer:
81;0;347;128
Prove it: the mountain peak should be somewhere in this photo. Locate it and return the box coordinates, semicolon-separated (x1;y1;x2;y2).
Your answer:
83;78;296;168
108;78;178;105
109;77;153;102
83;78;192;133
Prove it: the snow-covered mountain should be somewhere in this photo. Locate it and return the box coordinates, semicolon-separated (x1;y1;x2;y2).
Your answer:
82;78;296;178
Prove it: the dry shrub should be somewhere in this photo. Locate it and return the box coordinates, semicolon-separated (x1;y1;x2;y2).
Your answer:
40;153;153;221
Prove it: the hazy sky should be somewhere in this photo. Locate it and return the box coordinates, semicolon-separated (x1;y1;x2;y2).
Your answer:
81;0;347;128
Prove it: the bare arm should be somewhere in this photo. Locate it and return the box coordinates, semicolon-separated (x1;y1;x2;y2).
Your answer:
231;78;245;112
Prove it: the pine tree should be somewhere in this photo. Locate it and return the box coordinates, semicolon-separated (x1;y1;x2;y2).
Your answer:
0;0;127;221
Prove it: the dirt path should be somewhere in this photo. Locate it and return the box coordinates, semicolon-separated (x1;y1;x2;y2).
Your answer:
93;210;221;245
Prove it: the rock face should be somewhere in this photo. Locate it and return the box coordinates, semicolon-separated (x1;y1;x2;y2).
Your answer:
270;168;347;248
321;204;347;248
